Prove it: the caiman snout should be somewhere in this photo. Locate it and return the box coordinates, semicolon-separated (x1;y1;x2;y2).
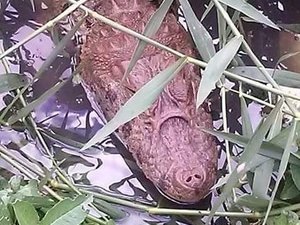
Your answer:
148;115;215;203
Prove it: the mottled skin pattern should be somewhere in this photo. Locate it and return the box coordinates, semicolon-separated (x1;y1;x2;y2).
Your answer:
46;0;217;203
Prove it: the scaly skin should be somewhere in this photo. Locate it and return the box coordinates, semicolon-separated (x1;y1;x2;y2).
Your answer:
45;0;217;203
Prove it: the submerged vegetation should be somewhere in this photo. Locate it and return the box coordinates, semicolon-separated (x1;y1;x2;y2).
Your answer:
1;0;300;224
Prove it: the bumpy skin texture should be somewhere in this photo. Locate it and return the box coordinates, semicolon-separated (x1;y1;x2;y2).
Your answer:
49;0;217;203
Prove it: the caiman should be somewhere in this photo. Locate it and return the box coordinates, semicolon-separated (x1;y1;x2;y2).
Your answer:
41;0;217;203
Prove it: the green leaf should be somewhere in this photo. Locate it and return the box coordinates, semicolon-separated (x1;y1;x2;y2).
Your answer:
206;99;283;224
290;164;300;191
197;36;242;107
22;196;56;208
0;74;29;93
200;1;214;22
267;211;300;225
0;176;8;191
15;180;40;198
40;128;103;154
0;198;12;225
82;57;187;150
40;195;89;225
9;175;23;193
93;198;125;220
263;120;297;224
278;24;300;33
218;0;279;30
252;159;274;199
267;111;283;140
180;0;215;62
228;66;300;88
122;0;174;81
13;201;39;225
202;129;300;166
240;96;253;137
270;122;300;148
236;194;287;211
8;79;68;125
280;173;300;200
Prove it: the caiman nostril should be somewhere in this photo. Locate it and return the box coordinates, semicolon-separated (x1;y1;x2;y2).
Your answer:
186;176;192;183
185;174;202;184
194;174;202;179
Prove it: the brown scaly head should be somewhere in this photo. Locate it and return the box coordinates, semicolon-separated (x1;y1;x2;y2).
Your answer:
42;0;218;203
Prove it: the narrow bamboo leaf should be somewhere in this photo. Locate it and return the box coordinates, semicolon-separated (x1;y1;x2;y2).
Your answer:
228;66;300;88
0;74;30;93
277;51;300;66
203;129;300;166
217;6;227;47
270;122;300;149
40;128;104;154
22;196;55;208
211;174;230;189
236;195;287;211
30;0;35;11
122;0;174;81
267;111;283;140
16;180;40;197
0;198;12;225
8;79;68;125
200;1;214;22
206;99;283;224
197;36;242;107
280;173;300;200
13;201;39;225
180;0;216;62
239;99;283;166
278;24;300;33
40;195;89;225
93;198;126;220
290;164;300;191
82;58;187;150
240;96;253;137
218;0;279;30
206;168;240;225
252;159;274;199
263;120;297;225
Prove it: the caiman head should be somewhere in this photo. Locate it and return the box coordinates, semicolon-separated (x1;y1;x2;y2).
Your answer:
122;54;218;203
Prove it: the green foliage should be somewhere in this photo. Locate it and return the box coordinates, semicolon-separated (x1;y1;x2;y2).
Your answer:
0;74;30;93
39;195;89;225
267;211;300;225
0;176;92;225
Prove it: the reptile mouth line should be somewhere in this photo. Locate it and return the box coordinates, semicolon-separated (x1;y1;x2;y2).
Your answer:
155;184;212;205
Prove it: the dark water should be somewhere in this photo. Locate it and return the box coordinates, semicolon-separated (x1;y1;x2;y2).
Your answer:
0;0;299;224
